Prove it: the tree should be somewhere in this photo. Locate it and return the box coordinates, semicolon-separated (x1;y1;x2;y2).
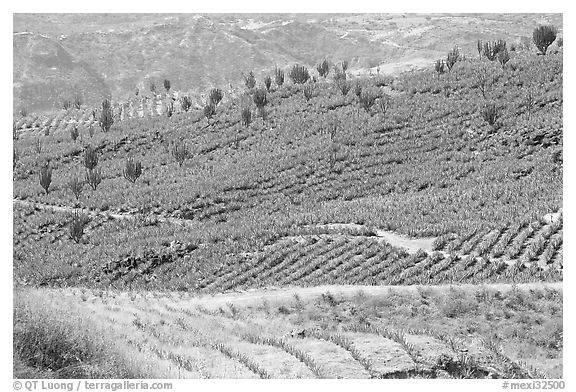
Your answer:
533;25;557;55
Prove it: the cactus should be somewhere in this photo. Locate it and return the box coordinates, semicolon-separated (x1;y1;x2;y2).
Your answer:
68;176;84;200
288;64;310;84
274;67;284;87
316;59;330;78
85;167;102;190
123;156;143;183
69;211;89;243
243;71;256;89
209;88;223;106
83;145;99;171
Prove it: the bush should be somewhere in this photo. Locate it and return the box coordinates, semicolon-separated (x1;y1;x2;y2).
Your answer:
68;176;84;200
73;94;82;110
533;25;557;55
165;101;174;117
435;59;446;75
123;156;143;183
244;71;256;89
203;102;216;119
483;40;507;61
264;75;272;91
171;140;189;167
359;88;378;112
481;103;500;127
353;80;362;98
38;163;52;194
62;99;72;111
303;83;314;101
498;47;510;68
99;99;114;133
274;67;284;87
13;147;19;169
317;59;330;78
69;211;89;243
179;95;192;112
446;47;460;71
209;88;223;106
241;107;252;127
288;64;310;84
253;87;268;109
70;125;79;142
83;146;99;171
85;168;102;190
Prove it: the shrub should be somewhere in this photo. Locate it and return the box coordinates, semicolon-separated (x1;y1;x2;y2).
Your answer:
317;59;330;78
165;101;174;117
303;83;314;101
336;79;350;96
264;75;272;91
209;88;223;106
83;146;99;171
73;94;82;110
244;71;256;89
435;59;445;75
69;211;89;243
377;95;391;116
253;87;268;109
241;107;252;127
13;147;19;169
481;103;500;127
359;88;378;112
288;64;310;84
70;125;79;142
353;80;362;98
99;100;114;133
123;156;143;183
498;47;510;68
163;79;171;92
203;102;216;119
85;167;102;190
39;163;52;194
446;47;460;71
274;67;284;87
533;25;557;55
483;40;507;61
474;66;496;99
171;141;189;167
179;95;192;112
68;176;84;200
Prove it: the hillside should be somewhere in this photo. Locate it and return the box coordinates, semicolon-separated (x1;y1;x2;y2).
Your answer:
13;13;562;112
13;47;562;292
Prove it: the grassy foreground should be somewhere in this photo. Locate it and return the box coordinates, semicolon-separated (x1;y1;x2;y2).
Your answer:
14;283;562;379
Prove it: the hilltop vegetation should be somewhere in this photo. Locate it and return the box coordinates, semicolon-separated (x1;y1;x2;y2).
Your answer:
13;45;562;291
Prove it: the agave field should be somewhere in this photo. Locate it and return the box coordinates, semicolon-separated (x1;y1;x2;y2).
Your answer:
13;28;563;379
